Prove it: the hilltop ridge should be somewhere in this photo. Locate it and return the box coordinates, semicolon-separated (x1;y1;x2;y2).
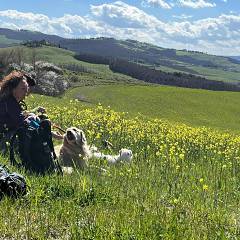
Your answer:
0;27;240;84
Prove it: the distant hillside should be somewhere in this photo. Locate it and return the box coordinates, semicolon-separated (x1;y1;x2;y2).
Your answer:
0;28;63;47
108;58;240;92
59;38;240;82
0;45;144;87
229;56;240;62
1;27;240;84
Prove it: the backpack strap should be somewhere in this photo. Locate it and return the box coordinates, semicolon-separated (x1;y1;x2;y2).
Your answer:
9;129;19;166
9;126;32;168
4;101;7;114
39;120;63;175
0;101;8;133
0;101;11;155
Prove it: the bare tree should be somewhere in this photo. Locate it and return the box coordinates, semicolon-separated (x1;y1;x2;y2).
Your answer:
14;47;24;68
0;49;14;78
31;48;37;70
0;48;17;74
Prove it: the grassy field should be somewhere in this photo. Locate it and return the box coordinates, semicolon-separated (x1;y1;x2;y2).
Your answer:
0;35;21;46
1;99;240;239
1;45;240;238
187;65;240;83
62;84;240;133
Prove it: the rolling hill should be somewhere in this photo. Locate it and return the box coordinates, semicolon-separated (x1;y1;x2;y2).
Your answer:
230;56;240;62
0;28;63;46
0;45;147;86
1;43;240;133
1;27;240;84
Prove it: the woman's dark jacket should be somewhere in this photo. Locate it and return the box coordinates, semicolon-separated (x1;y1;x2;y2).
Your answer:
0;95;25;132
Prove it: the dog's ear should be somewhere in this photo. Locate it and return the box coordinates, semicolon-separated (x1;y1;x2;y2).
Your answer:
72;127;78;132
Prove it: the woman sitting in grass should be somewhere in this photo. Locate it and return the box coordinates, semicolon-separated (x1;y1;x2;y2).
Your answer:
0;70;63;153
0;70;34;132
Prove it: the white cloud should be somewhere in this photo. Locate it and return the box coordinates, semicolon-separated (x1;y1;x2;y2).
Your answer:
90;1;167;29
229;10;237;14
144;0;172;9
0;10;106;37
173;14;193;19
142;0;216;9
178;0;216;9
0;3;240;55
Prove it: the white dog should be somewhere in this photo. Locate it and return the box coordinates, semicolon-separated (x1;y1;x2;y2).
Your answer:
55;127;90;170
93;148;133;164
55;127;133;172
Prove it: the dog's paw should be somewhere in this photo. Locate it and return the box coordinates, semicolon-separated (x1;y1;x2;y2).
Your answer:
62;166;74;174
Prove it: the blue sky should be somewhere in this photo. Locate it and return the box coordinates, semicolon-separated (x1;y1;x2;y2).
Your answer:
0;0;240;56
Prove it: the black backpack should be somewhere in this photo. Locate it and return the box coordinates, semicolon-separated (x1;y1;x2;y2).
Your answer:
9;119;62;175
0;165;27;200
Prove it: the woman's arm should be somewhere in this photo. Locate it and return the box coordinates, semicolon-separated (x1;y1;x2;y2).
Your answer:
7;97;25;130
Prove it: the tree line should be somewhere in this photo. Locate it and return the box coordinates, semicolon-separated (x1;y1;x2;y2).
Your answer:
22;40;60;48
74;53;240;92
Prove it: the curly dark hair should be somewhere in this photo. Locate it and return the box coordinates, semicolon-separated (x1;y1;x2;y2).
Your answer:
0;70;35;100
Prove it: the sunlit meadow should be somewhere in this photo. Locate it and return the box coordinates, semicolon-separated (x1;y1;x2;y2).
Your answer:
1;95;240;239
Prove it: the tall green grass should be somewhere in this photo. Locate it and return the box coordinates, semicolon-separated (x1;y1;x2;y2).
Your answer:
63;84;240;133
1;100;240;239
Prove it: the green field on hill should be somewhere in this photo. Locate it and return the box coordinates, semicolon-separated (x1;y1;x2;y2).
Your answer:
2;29;240;240
1;98;240;239
0;35;21;45
1;46;145;86
62;84;240;133
37;45;240;84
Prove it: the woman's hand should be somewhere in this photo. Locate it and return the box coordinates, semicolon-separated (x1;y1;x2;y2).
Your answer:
52;131;64;140
35;106;46;114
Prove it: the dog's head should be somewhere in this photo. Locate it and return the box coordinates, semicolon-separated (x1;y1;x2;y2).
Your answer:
119;149;133;162
64;127;87;147
60;127;89;168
